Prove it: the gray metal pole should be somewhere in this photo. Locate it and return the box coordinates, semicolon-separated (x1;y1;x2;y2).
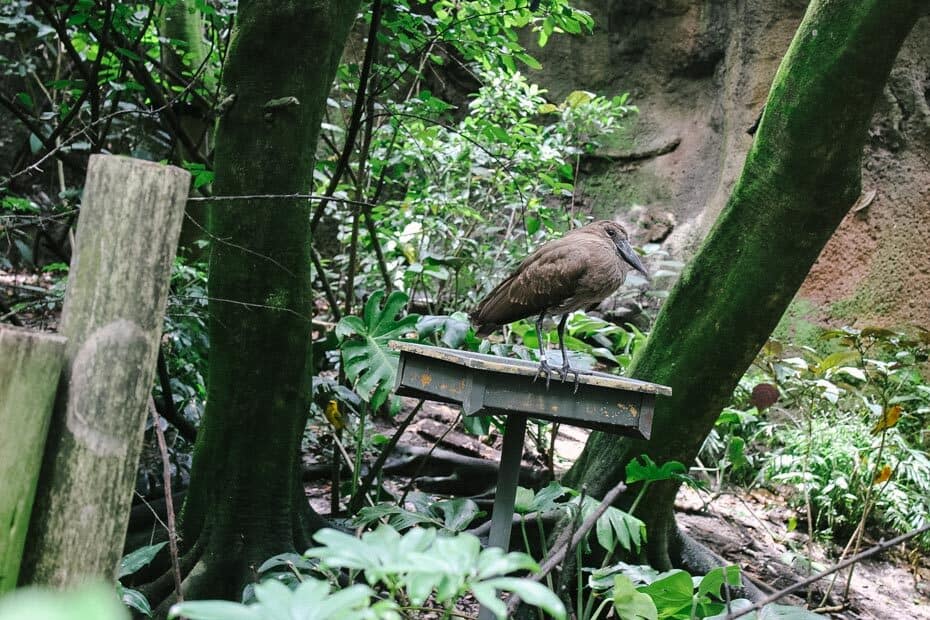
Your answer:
480;413;528;620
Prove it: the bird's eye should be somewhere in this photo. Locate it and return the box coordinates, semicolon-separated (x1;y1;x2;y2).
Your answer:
606;228;615;236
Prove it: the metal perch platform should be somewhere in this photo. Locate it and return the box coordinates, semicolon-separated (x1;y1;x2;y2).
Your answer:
390;341;672;619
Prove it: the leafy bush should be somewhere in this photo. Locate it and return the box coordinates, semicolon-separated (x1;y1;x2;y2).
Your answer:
706;327;930;548
170;524;566;620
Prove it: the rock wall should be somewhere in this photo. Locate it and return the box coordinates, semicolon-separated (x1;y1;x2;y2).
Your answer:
524;0;930;330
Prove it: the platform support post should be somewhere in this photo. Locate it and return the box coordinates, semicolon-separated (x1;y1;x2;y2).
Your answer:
480;413;528;620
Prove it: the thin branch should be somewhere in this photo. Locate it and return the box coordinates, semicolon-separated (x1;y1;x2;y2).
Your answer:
309;0;385;234
349;399;424;513
399;410;463;505
534;480;627;581
725;523;930;620
148;399;184;604
310;246;342;322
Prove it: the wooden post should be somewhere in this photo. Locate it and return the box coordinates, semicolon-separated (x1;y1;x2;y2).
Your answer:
19;155;189;587
0;326;67;594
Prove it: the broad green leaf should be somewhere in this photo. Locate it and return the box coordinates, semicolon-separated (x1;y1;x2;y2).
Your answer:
257;552;316;574
168;600;258;620
514;486;536;514
117;585;151;617
564;90;594;107
696;565;741;599
471;582;507;619
594;505;645;554
434;497;483;531
636;570;693;617
0;583;129;620
336;290;420;409
625;455;687;484
813;350;859;375
118;542;167;578
612;575;658;620
481;578;566;620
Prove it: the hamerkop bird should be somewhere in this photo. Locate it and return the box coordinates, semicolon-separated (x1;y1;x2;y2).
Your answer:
471;220;648;388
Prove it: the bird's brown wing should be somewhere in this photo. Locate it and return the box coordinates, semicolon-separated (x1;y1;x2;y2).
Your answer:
471;238;589;333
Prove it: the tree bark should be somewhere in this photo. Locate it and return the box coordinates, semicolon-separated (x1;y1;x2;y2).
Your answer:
20;155;189;586
159;0;214;254
167;0;362;604
0;326;66;593
564;0;924;569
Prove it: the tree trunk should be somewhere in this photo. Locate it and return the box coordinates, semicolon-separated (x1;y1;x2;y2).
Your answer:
0;326;66;593
564;0;924;570
164;0;361;605
159;0;214;255
20;155;189;586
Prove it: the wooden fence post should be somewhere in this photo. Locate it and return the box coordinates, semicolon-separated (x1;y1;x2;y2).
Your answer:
19;155;189;587
0;326;67;594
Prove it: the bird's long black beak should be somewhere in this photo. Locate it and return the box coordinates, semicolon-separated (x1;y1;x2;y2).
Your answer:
616;239;649;278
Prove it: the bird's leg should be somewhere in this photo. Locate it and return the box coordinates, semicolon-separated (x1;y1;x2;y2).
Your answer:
557;313;580;393
533;312;557;389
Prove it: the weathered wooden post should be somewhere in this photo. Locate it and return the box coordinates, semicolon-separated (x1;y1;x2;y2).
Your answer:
0;326;67;593
19;155;189;587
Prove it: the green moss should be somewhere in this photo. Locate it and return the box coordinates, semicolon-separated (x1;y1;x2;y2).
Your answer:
772;298;823;347
829;279;897;322
580;167;670;219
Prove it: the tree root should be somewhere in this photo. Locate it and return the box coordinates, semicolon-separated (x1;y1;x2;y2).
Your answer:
671;526;766;601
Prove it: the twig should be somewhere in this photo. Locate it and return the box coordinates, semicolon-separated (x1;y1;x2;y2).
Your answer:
349;399;424;513
148;399;184;604
132;490;171;533
724;523;930;619
507;480;628;615
399;410;463;504
309;0;385;234
310;246;342;322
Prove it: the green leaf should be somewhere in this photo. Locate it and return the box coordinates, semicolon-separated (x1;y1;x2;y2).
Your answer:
813;350;859;375
118;542;167;578
612;575;658;620
168;600;258;619
257;552;316;574
514;486;536;514
564;90;594;108
117;585;151;617
0;583;129;620
471;582;507;619
625;455;688;484
434;497;483;531
481;578;566;620
336;290;420;409
636;570;693;618
697;565;741;600
594;505;645;554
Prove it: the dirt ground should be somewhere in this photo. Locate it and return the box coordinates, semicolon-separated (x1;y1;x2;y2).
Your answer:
307;398;930;620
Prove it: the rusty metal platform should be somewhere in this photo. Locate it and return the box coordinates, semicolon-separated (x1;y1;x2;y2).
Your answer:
391;341;671;439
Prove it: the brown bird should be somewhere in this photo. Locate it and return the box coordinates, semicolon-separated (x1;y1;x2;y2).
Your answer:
471;220;648;388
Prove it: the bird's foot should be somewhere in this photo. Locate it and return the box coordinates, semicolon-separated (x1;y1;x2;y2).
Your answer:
561;364;581;394
533;358;561;389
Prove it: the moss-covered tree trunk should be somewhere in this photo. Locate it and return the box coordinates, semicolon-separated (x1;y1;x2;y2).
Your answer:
161;0;361;604
565;0;923;570
158;0;214;254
